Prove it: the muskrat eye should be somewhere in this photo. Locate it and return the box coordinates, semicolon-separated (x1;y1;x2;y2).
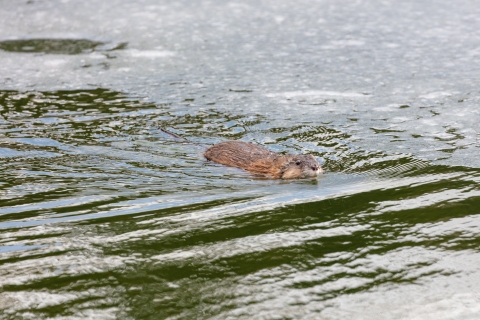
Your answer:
295;161;301;166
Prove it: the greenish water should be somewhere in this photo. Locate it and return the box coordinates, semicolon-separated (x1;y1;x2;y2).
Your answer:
1;89;480;319
2;0;480;318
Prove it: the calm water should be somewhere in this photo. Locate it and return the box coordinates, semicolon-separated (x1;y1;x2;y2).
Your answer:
1;0;480;319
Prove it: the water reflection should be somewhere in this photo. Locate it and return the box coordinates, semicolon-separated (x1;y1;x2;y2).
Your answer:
0;39;126;55
1;89;480;319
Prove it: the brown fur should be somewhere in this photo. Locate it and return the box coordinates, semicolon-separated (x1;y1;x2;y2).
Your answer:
204;141;322;179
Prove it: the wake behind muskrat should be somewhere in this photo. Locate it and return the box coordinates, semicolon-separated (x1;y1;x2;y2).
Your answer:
204;141;323;179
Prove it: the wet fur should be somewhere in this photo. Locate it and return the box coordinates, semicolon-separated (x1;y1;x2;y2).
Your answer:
204;141;321;179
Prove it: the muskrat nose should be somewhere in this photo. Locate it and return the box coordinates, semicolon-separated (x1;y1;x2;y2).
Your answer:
311;166;318;171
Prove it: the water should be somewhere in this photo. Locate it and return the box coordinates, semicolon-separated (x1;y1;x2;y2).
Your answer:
1;0;480;319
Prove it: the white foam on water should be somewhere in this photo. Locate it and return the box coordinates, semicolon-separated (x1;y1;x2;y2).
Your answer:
127;49;175;58
43;59;67;67
266;90;371;99
419;91;453;99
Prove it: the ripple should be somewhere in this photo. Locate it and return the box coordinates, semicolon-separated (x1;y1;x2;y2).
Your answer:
1;88;480;319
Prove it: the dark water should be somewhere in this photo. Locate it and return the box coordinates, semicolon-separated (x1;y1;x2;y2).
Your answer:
2;0;480;319
1;89;480;319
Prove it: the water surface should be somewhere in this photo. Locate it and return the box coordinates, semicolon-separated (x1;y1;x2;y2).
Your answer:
1;0;480;319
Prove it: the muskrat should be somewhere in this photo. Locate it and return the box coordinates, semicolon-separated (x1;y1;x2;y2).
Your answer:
159;127;323;179
204;141;323;179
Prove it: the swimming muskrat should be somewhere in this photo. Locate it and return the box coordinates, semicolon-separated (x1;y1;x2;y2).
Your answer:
159;127;323;179
205;141;323;179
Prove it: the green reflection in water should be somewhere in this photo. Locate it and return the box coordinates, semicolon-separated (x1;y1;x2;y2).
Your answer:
0;39;104;55
1;89;479;319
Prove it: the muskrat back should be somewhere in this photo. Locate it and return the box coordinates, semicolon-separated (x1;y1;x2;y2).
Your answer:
204;141;322;179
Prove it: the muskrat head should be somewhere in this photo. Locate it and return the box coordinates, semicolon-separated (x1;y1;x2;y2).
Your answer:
280;154;323;179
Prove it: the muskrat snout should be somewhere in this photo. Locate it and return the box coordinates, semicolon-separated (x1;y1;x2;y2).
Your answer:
312;164;324;174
